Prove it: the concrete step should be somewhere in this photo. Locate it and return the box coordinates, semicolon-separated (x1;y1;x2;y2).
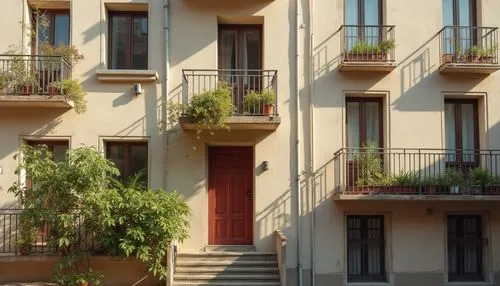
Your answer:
176;260;278;267
174;274;280;281
177;252;277;262
173;282;281;286
204;245;256;252
175;266;279;274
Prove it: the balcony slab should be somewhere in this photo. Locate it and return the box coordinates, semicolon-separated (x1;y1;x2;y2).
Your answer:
333;193;500;201
339;61;397;72
180;116;280;131
439;63;500;74
0;95;73;109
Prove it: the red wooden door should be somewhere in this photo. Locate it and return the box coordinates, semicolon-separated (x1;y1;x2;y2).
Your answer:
208;146;253;245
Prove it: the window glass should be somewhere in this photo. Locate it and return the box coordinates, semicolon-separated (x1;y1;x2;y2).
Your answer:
132;16;148;69
111;15;129;69
106;142;148;185
443;0;454;25
54;14;70;46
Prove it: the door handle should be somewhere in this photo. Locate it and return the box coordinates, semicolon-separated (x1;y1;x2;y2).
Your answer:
246;190;252;199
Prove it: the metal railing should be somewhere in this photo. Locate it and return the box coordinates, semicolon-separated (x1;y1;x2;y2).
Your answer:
340;25;396;63
0;55;72;95
333;148;500;195
439;26;499;65
182;69;278;116
0;209;98;256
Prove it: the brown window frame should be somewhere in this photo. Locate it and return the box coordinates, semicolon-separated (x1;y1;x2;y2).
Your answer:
217;24;263;71
447;215;484;282
105;141;148;183
108;11;148;70
33;10;71;47
346;97;384;149
347;215;386;282
344;0;383;26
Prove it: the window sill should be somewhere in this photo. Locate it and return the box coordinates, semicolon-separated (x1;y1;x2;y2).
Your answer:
96;69;159;83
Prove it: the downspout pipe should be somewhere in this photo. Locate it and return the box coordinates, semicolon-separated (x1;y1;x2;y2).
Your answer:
295;0;303;285
308;0;316;284
164;0;170;191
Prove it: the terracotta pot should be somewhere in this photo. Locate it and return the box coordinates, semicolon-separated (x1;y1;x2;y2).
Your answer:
426;184;438;194
392;186;418;194
345;53;388;62
261;104;274;115
47;86;60;95
80;282;88;286
20;85;33;95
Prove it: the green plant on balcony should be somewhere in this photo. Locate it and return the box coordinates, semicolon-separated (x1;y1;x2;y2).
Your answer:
354;140;385;187
39;43;84;68
0;71;12;92
439;168;464;194
243;89;276;115
50;79;87;114
465;167;492;194
347;39;395;61
168;83;235;134
6;47;39;95
14;212;38;255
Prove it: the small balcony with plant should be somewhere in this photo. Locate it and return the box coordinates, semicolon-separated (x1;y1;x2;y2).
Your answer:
333;142;500;201
439;26;500;74
0;44;86;113
339;25;397;72
170;69;280;132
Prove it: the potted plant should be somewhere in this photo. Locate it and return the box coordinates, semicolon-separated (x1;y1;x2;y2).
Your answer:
345;39;395;62
352;140;386;194
243;90;262;114
7;50;39;95
386;172;421;194
423;176;440;194
462;45;497;63
260;89;276;115
465;167;491;194
439;168;464;194
50;79;87;113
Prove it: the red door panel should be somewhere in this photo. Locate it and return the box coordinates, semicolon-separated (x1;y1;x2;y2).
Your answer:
209;147;253;245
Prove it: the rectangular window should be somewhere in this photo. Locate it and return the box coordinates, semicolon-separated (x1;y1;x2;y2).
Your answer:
346;97;383;149
36;10;70;46
347;215;385;282
27;140;69;162
108;12;148;70
443;0;477;26
444;99;478;167
105;141;148;185
447;215;484;282
345;0;382;49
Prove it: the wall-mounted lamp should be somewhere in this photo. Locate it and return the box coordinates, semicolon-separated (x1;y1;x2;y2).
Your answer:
262;161;269;172
425;208;433;215
133;83;143;96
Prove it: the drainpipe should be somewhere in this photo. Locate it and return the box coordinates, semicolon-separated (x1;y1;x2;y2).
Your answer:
163;0;170;191
295;0;303;285
308;0;316;285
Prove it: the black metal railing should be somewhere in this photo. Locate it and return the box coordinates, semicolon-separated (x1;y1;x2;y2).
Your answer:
333;148;500;195
182;69;278;116
340;25;396;63
0;55;72;95
0;209;98;256
439;26;499;65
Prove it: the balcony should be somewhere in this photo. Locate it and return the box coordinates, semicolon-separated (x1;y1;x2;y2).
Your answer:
333;147;500;201
339;25;397;72
439;26;500;74
180;69;280;131
0;55;73;108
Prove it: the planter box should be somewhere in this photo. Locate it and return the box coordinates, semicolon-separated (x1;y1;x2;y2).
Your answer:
47;86;61;95
261;104;274;115
345;53;388;62
350;186;386;194
463;186;483;195
485;185;500;194
442;54;494;64
20;85;34;95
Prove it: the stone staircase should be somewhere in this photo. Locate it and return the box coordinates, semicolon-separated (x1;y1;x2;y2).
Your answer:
173;248;281;286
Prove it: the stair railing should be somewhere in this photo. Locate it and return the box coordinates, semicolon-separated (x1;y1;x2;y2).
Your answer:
275;230;287;286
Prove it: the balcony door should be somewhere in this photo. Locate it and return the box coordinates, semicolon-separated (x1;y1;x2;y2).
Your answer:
442;0;477;54
218;25;262;113
445;99;479;170
345;0;382;49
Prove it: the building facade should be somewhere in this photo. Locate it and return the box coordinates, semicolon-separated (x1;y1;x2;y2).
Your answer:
1;0;500;286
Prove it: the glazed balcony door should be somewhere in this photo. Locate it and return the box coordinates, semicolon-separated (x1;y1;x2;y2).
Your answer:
218;25;262;113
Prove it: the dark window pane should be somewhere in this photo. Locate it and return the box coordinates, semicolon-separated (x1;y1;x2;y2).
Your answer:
54;14;70;46
130;144;148;180
111;15;129;69
132;16;148;69
107;144;126;179
364;0;380;25
443;0;454;25
218;29;237;70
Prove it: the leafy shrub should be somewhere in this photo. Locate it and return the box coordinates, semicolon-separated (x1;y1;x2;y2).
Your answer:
354;140;385;186
50;79;87;114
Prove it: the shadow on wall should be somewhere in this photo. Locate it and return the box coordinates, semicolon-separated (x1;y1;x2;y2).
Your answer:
487;121;500;149
394;30;489;112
